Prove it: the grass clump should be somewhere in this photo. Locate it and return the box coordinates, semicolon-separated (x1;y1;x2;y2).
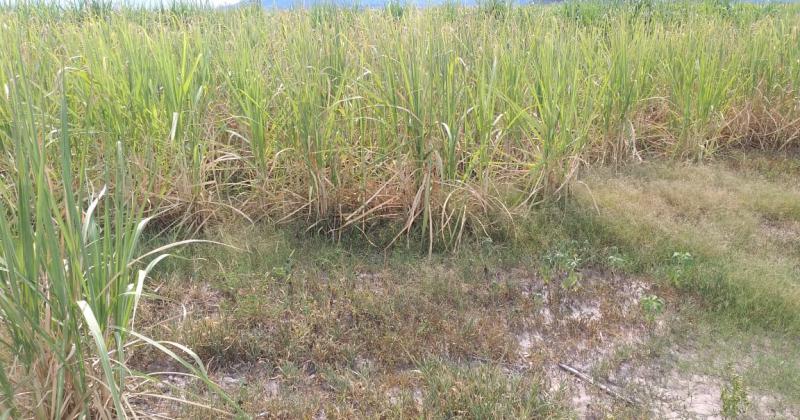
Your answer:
420;359;564;418
721;365;750;418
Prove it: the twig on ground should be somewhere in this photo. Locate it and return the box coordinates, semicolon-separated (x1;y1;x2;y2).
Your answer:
558;362;639;406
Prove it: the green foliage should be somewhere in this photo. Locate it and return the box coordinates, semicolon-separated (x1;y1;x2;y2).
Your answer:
1;2;798;416
721;365;750;418
540;239;592;291
606;247;630;272
543;239;590;271
385;0;407;19
639;294;665;322
667;251;695;286
561;270;582;291
0;2;798;247
0;70;235;418
476;0;511;18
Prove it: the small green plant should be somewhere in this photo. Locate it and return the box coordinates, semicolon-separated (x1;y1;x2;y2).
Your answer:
542;249;579;284
639;294;665;322
667;251;694;286
606;250;628;272
543;240;589;288
270;249;296;281
671;251;694;263
544;241;587;272
720;366;749;418
544;250;578;271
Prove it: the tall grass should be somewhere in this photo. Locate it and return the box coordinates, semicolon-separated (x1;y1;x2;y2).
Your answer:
0;69;235;417
0;0;797;412
0;1;799;248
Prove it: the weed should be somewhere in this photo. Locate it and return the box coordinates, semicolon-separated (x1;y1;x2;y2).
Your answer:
721;365;750;418
607;254;629;272
542;239;591;287
640;294;666;323
667;251;695;286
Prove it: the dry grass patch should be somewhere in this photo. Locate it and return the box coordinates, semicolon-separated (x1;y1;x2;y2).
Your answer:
126;221;674;418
